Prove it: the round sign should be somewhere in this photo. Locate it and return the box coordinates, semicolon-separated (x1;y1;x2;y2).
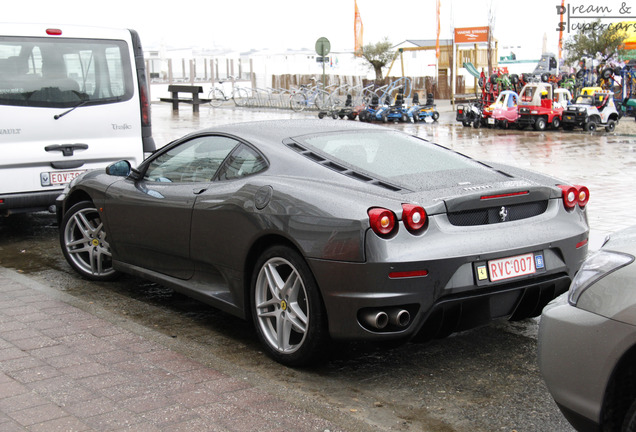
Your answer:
315;37;331;56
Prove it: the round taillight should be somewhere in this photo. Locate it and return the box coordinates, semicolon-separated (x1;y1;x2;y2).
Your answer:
368;208;396;237
402;204;426;232
576;185;590;208
559;185;578;210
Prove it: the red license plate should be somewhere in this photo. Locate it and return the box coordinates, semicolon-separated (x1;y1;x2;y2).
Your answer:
488;253;536;282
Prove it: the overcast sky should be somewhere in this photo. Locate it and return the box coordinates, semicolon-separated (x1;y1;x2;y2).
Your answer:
4;0;630;56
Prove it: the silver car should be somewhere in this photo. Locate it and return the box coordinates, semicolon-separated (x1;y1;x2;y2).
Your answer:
538;226;636;431
56;120;591;366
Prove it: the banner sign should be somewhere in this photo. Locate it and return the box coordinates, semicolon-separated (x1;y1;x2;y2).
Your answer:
454;26;490;43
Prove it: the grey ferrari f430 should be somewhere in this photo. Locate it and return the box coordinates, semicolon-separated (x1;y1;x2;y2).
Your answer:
57;120;590;366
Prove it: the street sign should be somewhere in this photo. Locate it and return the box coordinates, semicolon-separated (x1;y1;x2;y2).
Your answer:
315;37;331;56
316;56;330;63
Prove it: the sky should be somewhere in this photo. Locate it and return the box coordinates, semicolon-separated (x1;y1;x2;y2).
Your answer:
4;0;633;57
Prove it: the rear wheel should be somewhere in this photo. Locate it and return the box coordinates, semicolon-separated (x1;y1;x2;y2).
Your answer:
623;398;636;431
251;246;328;366
551;117;560;129
432;111;440;121
606;119;616;132
60;201;119;281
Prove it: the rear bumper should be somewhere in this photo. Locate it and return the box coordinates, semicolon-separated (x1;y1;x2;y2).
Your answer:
0;190;61;215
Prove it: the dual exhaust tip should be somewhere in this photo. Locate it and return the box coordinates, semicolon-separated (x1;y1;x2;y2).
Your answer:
361;308;411;330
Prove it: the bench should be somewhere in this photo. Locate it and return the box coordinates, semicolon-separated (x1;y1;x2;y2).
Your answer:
160;85;211;113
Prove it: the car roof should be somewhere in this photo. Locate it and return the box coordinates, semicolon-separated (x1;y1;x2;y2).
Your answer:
203;119;386;144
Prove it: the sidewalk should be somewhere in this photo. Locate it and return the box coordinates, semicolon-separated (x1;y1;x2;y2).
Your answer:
0;268;344;432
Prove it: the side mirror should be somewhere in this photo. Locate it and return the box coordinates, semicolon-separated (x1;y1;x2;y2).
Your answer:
106;160;131;177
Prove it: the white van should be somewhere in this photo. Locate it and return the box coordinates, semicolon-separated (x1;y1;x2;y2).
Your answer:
0;23;155;215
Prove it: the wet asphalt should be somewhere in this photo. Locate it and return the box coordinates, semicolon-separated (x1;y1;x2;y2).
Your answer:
1;99;635;431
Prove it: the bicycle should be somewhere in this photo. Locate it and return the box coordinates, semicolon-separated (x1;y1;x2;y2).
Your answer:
289;81;330;112
208;77;249;108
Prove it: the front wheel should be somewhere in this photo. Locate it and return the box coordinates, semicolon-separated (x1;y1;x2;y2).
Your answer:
534;117;547;131
209;88;224;107
605;119;616;132
60;201;119;281
251;246;328;366
432;111;440;121
290;92;306;112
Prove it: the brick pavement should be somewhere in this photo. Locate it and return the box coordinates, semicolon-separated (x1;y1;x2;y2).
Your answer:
0;268;343;432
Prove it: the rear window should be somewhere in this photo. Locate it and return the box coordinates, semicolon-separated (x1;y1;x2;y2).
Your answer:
298;130;477;179
0;36;133;108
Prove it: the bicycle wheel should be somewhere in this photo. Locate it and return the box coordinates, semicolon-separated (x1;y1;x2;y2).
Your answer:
233;87;248;107
314;91;330;111
209;88;224;107
290;92;307;112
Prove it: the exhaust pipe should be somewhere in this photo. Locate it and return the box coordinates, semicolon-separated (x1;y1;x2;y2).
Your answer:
388;308;411;327
361;310;389;329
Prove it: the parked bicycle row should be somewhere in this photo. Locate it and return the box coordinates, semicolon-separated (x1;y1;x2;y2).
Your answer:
205;77;437;115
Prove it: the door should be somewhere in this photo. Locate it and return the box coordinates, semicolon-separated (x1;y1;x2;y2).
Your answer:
104;134;241;279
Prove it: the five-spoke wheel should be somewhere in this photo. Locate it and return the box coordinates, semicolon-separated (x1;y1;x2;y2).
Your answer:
251;246;327;366
60;201;119;281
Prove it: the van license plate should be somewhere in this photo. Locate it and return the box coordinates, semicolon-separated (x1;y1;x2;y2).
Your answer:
488;253;536;282
40;170;85;187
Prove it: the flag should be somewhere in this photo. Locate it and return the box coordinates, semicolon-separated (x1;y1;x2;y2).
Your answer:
435;0;441;58
354;0;364;55
558;0;565;60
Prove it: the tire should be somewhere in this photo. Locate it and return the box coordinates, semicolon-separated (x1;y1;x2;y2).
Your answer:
250;245;328;367
401;113;409;123
314;91;329;111
584;120;597;131
60;201;119;281
381;113;388;123
232;88;249;107
432;111;440;121
290;92;307;112
606;120;616;132
318;112;325;119
501;119;509;129
359;110;368;122
551;117;560;129
623;398;636;432
209;88;224;107
462;121;471;127
534;117;547;131
413;114;420;123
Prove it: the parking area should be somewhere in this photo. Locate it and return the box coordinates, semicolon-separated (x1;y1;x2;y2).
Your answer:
1;101;634;431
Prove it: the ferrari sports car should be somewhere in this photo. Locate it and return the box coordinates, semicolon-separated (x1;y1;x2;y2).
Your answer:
57;120;590;366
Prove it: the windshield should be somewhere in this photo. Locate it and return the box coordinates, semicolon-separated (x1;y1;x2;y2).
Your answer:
0;36;133;108
574;95;593;105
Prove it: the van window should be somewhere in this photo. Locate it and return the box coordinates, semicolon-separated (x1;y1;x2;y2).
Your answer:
0;36;133;108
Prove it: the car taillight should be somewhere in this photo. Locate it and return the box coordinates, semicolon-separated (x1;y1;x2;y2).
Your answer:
559;185;590;210
46;28;62;36
576;185;589;208
368;208;397;237
402;204;426;232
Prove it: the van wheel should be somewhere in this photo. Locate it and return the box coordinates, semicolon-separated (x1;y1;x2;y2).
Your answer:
60;201;120;281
